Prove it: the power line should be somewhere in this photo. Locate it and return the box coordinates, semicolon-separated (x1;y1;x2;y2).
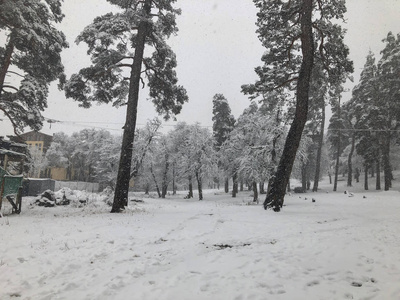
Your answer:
43;117;213;131
328;128;400;133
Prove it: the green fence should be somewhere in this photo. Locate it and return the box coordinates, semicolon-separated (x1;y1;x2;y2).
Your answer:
0;167;23;214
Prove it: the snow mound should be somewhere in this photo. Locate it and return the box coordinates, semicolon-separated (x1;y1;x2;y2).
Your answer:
31;187;115;208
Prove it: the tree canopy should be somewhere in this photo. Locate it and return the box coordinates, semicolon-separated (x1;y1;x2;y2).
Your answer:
0;0;68;134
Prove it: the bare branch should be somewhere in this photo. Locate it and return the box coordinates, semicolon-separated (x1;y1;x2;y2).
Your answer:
0;107;21;137
6;70;25;78
2;85;19;92
287;34;301;63
275;77;299;89
140;76;145;89
317;0;324;20
115;63;133;68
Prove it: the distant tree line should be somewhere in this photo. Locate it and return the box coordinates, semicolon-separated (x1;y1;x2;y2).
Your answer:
2;0;400;213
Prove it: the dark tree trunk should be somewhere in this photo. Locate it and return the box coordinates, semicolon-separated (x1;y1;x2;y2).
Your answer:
150;165;161;198
376;156;381;190
111;0;152;212
224;177;229;193
161;154;170;198
364;164;369;191
172;163;176;195
301;162;307;192
312;103;325;192
0;41;14;98
382;133;391;191
252;181;258;203
232;173;238;198
264;0;314;211
347;132;356;187
240;180;244;192
196;171;203;200
188;175;193;198
333;141;340;191
333;104;341;192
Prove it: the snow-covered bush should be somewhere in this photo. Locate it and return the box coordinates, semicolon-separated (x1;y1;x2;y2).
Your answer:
31;187;115;208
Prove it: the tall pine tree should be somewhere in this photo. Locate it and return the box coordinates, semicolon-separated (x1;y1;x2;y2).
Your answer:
243;0;353;211
212;93;235;192
64;0;188;212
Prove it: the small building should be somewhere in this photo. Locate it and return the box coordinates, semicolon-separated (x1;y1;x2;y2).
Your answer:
18;131;53;154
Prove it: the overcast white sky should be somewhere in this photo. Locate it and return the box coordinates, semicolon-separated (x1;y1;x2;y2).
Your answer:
1;0;400;137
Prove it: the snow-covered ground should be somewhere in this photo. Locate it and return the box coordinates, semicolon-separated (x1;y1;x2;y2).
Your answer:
1;176;400;300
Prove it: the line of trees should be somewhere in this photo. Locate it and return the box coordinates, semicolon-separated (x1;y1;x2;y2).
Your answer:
2;1;400;213
328;32;400;192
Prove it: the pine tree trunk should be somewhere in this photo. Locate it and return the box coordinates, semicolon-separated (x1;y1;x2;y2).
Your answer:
301;162;307;192
264;0;314;211
376;156;381;190
312;103;325;192
252;181;258;203
232;173;238;198
382;133;391;191
364;164;369;191
347;132;355;187
111;0;152;212
0;41;14;98
333;142;340;192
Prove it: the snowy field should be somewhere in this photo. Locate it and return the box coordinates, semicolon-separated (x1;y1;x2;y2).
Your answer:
1;177;400;300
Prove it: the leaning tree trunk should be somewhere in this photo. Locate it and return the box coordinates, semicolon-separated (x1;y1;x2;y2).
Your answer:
111;0;152;212
150;164;162;198
264;0;314;211
347;132;356;187
0;41;14;99
312;103;325;192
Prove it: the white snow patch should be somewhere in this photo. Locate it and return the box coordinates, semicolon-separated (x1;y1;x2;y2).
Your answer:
1;178;400;299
